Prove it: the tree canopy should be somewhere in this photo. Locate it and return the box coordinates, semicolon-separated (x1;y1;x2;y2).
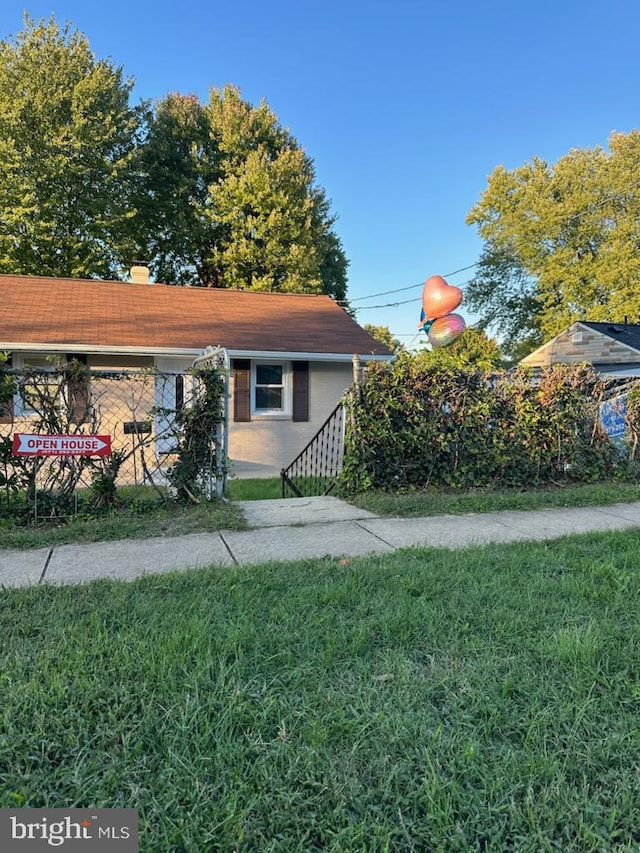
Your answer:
0;15;143;279
132;92;221;286
465;131;640;357
416;327;503;370
134;86;348;299
362;324;404;353
0;17;349;302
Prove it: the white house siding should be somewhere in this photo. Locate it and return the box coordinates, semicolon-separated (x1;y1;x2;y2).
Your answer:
228;361;353;474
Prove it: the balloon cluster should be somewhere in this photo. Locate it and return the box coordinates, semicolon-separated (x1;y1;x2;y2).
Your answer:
419;275;466;348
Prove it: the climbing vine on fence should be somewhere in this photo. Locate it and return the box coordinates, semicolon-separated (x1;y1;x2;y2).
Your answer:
167;367;226;503
340;356;628;492
625;385;640;459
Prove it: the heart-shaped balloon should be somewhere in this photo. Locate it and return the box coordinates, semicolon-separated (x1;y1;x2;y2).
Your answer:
422;275;463;320
428;313;466;348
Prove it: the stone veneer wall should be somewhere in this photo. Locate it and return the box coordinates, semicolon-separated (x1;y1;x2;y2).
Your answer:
520;323;638;367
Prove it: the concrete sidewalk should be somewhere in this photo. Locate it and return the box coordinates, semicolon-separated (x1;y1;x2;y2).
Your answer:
2;496;640;588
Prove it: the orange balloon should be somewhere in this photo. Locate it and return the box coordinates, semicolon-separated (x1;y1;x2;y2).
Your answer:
421;275;463;320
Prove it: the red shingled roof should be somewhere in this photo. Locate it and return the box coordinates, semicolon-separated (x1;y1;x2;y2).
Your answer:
0;274;392;357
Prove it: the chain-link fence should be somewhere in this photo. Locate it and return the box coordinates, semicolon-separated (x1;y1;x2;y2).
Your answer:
0;363;227;517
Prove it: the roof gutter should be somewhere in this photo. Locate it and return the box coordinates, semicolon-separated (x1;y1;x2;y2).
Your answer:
0;342;204;357
226;349;394;362
1;342;395;362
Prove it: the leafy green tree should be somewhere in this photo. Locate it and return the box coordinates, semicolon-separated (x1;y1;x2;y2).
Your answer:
0;15;144;278
462;244;544;360
132;93;222;284
466;131;640;355
209;86;348;298
1;18;348;298
417;327;503;370
207;145;324;293
137;85;349;299
363;324;403;353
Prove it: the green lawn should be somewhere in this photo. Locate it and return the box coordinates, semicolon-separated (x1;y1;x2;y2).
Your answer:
226;477;283;501
227;476;339;501
0;492;246;551
2;531;640;850
349;480;640;518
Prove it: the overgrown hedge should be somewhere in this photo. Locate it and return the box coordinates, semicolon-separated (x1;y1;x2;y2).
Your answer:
340;357;630;492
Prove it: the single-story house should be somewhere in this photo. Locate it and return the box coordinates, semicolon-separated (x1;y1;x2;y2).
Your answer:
0;270;393;475
519;320;640;379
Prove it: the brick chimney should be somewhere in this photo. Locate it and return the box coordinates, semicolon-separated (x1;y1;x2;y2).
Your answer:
130;263;150;284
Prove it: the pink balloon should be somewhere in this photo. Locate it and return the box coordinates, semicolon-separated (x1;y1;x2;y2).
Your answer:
422;275;463;320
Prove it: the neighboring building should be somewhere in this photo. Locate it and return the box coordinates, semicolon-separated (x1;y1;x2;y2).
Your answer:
0;271;393;475
519;320;640;379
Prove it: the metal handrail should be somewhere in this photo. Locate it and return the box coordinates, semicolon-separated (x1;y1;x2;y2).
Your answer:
281;403;345;497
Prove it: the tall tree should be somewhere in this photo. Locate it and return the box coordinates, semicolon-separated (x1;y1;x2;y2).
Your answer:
132;93;221;284
137;85;349;299
465;131;640;355
207;144;327;294
1;18;349;298
0;15;144;278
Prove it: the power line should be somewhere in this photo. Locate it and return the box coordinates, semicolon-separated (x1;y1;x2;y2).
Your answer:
346;262;479;305
353;296;421;310
343;176;640;312
345;282;422;303
442;262;480;278
354;278;474;311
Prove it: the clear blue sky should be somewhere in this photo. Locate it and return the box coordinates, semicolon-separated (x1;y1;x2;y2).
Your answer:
3;0;640;347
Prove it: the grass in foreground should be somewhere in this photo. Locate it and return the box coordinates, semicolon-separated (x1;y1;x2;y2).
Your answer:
2;531;640;851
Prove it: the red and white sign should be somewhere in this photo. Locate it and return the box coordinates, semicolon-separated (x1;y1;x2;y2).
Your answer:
12;434;112;457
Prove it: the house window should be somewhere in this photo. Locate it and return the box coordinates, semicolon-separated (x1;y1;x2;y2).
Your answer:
175;374;185;413
232;359;308;422
154;372;190;455
253;362;287;414
66;355;90;423
17;358;60;417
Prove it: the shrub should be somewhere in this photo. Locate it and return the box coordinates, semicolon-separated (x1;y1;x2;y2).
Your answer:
340;357;625;492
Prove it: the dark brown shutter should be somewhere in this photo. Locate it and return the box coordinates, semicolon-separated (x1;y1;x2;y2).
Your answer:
292;361;309;422
0;353;13;424
233;359;251;422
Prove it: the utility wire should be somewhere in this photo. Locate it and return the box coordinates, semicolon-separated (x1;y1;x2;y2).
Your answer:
354;279;474;311
343;178;640;312
353;296;422;310
345;262;479;305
